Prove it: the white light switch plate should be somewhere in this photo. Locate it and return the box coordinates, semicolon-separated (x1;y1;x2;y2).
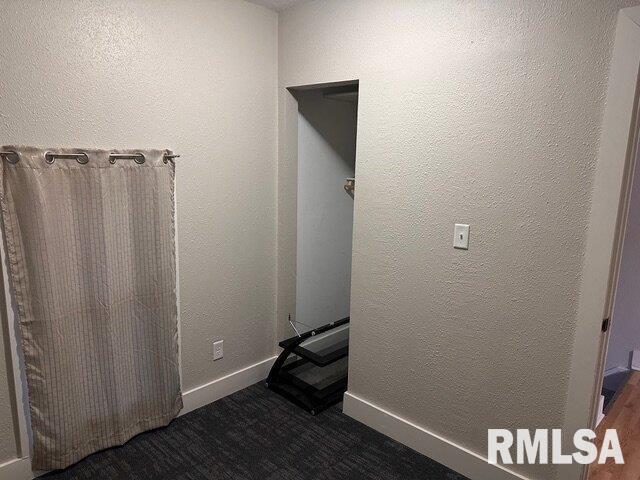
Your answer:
453;224;470;250
213;340;224;360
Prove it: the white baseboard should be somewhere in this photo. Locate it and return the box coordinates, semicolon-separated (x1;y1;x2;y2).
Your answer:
0;355;277;480
180;355;276;415
342;391;529;480
596;395;606;427
632;351;640;371
603;366;628;377
0;457;31;480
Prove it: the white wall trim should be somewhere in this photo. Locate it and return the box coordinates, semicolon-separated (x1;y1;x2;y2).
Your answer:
180;356;276;416
623;5;640;27
563;7;640;480
0;457;31;480
0;355;277;480
343;391;529;480
604;366;629;377
596;395;606;427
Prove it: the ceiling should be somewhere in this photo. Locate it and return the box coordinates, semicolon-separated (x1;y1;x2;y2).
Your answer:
247;0;307;12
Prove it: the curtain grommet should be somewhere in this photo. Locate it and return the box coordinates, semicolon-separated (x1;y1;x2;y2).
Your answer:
44;152;89;164
0;150;20;164
108;153;145;164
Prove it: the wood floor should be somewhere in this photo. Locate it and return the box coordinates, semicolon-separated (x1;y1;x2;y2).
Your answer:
589;371;640;480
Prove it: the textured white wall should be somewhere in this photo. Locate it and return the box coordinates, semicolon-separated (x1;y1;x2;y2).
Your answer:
606;146;640;371
277;1;635;478
296;90;356;329
0;0;277;463
0;0;634;476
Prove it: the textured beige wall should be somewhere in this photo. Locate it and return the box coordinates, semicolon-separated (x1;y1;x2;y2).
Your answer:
0;0;277;462
278;1;635;478
0;0;633;475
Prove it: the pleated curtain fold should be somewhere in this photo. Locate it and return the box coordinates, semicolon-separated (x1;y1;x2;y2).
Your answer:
0;146;182;470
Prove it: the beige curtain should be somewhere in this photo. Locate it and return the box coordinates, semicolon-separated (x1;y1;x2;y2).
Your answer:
0;146;182;470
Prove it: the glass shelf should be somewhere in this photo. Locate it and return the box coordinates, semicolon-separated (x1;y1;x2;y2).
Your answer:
282;356;348;395
269;317;350;414
291;325;349;367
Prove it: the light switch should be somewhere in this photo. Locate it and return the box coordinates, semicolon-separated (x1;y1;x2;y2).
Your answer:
453;224;470;250
213;340;223;360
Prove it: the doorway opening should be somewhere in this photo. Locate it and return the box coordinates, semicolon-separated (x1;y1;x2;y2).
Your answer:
267;80;358;415
585;13;640;473
598;140;640;414
293;82;358;331
588;116;640;480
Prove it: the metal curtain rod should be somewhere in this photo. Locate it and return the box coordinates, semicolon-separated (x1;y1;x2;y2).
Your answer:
0;151;180;165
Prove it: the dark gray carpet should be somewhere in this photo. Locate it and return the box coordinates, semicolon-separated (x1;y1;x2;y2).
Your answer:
42;383;469;480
